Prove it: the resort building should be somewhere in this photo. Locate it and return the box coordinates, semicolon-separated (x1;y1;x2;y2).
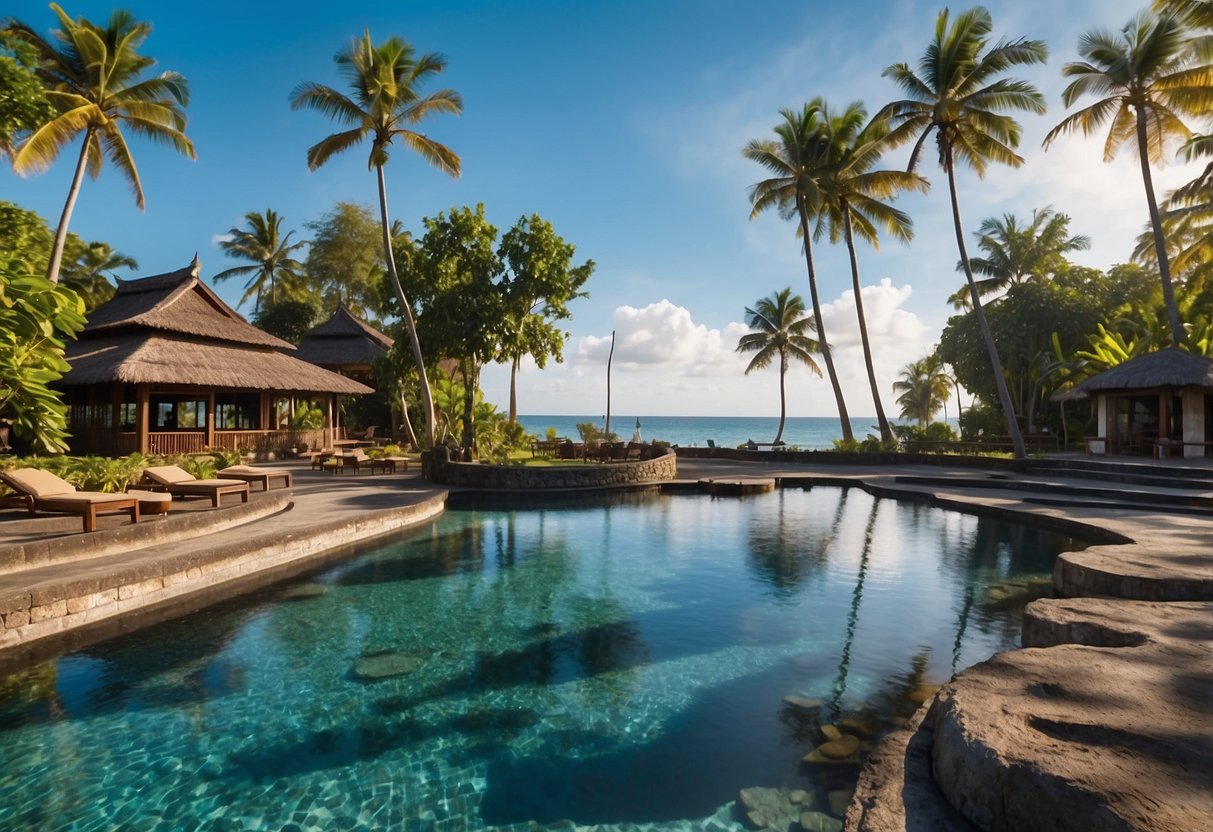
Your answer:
58;259;372;456
294;304;393;386
1057;348;1213;457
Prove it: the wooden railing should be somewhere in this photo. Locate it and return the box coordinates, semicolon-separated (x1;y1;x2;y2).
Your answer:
67;428;336;457
146;432;207;455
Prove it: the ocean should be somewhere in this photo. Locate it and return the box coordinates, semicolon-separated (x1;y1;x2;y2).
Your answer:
515;414;929;450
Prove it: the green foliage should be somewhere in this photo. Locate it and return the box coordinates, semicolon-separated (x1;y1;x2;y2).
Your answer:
213;209;308;313
736;288;821;444
892;353;951;425
304;202;387;320
575;422;618;444
0;451;235;493
831;435;897;453
0;32;53;156
291;401;325;430
958;404;1008;440
894;421;959;444
0;260;86;452
255;298;319;345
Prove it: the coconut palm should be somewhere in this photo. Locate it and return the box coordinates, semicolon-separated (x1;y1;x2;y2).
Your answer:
744;104;853;444
59;240;136;311
1044;10;1213;345
880;6;1046;459
812;100;929;443
893;354;951;426
735;288;822;444
7;4;194;285
213;209;308;313
292;30;461;448
948;208;1090;308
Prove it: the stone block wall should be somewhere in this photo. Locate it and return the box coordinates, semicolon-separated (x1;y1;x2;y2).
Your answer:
427;447;677;489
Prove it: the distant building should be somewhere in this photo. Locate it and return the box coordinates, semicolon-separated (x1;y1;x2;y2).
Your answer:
295;304;393;386
59;259;371;456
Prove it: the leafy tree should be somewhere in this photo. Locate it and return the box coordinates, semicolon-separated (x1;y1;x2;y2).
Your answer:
59;239;135;311
0;31;52;155
0;259;86;452
949;207;1090;307
735;287;822;444
812;100;928;443
0;200;55;271
893;354;951;426
743;104;854;443
7;4;194;284
497;214;593;422
213;209;308;313
1044;10;1213;345
304;201;388;320
292;30;462;449
253;297;319;345
880;6;1047;459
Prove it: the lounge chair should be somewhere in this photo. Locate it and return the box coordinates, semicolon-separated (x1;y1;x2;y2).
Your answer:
141;465;250;507
0;468;140;533
322;448;371;474
217;465;293;491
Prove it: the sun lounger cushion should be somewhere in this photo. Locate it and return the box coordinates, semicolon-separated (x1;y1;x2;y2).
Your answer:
1;467;77;498
217;465;269;476
141;465;201;485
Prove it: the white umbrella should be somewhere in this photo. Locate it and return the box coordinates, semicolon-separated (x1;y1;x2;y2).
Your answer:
631;417;642;443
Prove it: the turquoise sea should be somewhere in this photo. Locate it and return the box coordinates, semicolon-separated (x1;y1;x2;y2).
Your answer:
517;414;958;450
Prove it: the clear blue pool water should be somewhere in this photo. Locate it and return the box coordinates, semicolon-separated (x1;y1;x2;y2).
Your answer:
0;487;1074;831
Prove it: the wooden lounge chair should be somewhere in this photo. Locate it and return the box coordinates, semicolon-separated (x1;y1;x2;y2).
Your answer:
0;468;140;533
323;448;372;474
141;465;250;507
217;465;293;491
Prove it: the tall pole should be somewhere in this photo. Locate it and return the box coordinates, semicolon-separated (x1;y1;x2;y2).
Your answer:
605;330;615;437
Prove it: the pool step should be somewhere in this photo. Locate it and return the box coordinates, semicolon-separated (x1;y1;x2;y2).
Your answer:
894;474;1213;511
697;478;777;496
1024;458;1213;491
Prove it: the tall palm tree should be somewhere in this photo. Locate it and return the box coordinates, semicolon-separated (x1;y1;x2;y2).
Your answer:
893;354;952;426
744;104;853;443
213;209;308;313
880;6;1046;460
292;30;461;448
949;207;1090;308
1044;10;1213;345
812;100;929;443
735;287;822;444
7;4;194;285
59;239;136;311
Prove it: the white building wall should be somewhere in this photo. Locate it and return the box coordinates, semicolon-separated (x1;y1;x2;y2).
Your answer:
1183;389;1205;459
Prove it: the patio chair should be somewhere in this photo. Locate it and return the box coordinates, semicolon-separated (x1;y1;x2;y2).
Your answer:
140;465;250;508
322;448;372;475
217;465;293;491
0;467;140;533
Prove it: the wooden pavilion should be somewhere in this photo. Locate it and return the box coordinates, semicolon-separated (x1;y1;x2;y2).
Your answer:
294;305;394;385
1055;348;1213;457
58;259;373;456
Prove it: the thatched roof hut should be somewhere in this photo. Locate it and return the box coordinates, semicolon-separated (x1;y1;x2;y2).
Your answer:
1054;348;1213;402
295;305;394;384
60;259;372;455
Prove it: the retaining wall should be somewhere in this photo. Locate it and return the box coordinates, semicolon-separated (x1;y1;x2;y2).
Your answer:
428;447;678;489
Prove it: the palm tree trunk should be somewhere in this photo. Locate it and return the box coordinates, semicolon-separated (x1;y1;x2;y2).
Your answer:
376;164;436;448
1136;109;1185;345
508;353;520;423
461;356;477;456
945;149;1026;459
399;390;420;449
775;352;788;443
842;207;892;443
46;131;94;285
797;200;854;443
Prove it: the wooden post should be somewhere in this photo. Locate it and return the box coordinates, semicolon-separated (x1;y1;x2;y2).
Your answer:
206;390;216;449
136;385;150;454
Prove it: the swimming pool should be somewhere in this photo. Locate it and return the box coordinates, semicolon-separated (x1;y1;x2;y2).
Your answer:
0;487;1077;830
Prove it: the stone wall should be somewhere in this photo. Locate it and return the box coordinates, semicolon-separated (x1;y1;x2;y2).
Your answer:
427;447;677;489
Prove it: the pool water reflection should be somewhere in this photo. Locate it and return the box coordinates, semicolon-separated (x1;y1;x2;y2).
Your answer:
0;487;1078;830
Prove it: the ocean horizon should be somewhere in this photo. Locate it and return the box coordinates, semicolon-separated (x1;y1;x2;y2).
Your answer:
515;414;956;450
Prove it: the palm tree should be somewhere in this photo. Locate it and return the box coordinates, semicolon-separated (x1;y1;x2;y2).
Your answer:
744;104;853;443
59;240;136;311
880;6;1046;460
7;4;194;285
213;209;308;313
292;30;462;448
735;288;822;444
893;355;951;426
812;100;929;443
948;207;1090;308
1044;10;1213;345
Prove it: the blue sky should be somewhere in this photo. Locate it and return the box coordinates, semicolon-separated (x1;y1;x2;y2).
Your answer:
3;0;1202;419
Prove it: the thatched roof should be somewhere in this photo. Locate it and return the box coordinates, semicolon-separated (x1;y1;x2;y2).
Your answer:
1053;348;1213;402
295;305;394;368
64;333;373;394
83;258;291;349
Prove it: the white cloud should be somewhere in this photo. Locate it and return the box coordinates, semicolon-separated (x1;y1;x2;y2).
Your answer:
576;300;746;377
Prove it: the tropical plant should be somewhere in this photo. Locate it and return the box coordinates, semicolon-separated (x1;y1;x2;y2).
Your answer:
948;208;1090;308
59;239;135;311
0;259;86;452
735;287;822;444
1044;10;1213;345
0;31;53;155
811;100;928;443
743;103;853;444
292;30;462;448
7;4;194;285
880;6;1047;459
213;209;308;313
253;297;319;345
305;201;388;319
893;354;952;426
